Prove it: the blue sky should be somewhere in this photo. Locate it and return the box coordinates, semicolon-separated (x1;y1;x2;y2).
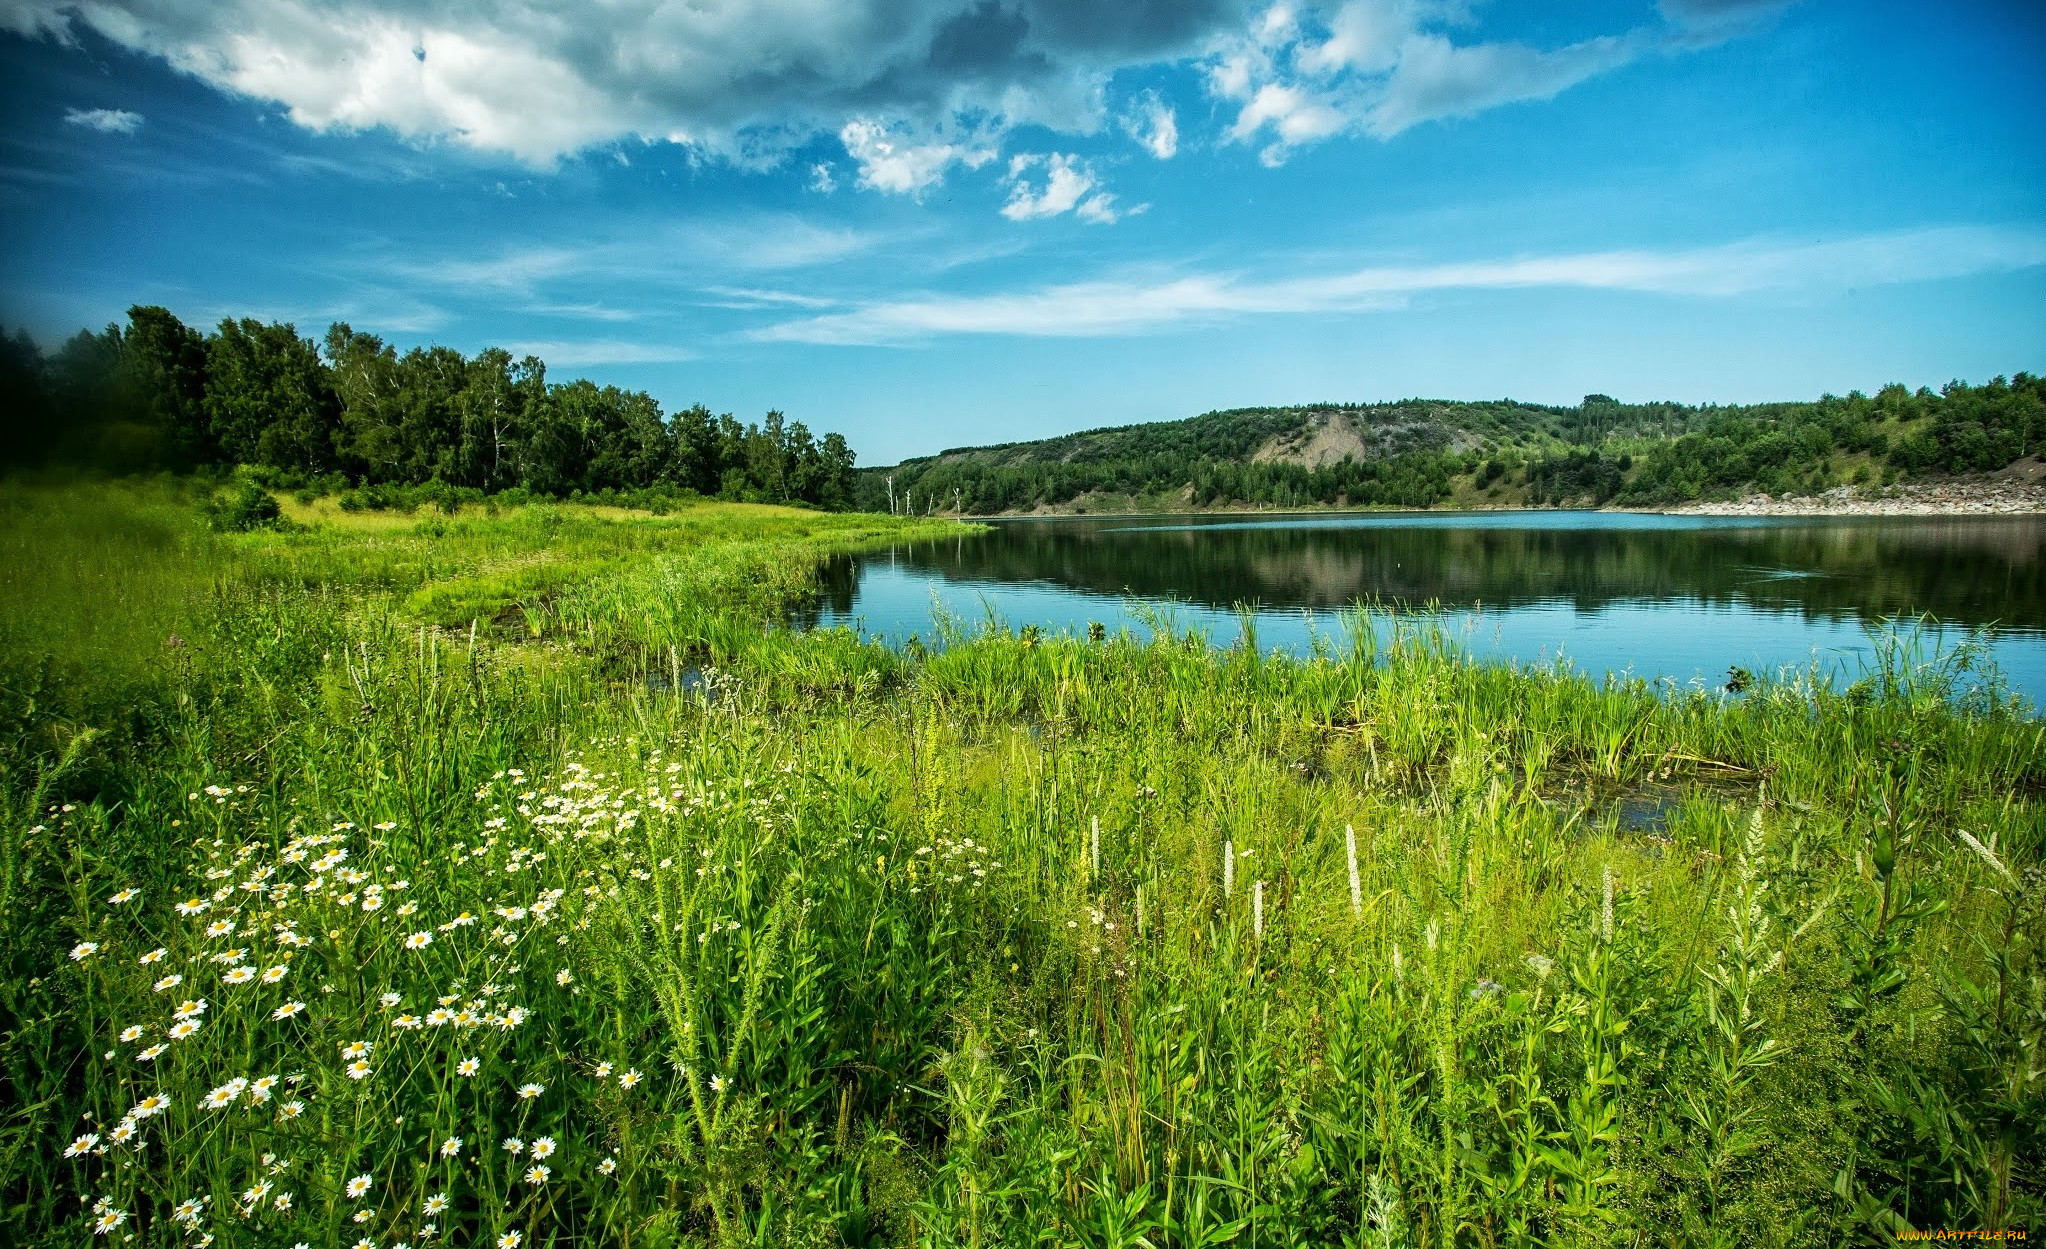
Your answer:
2;0;2042;465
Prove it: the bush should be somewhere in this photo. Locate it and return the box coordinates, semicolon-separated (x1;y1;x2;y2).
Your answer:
207;480;283;532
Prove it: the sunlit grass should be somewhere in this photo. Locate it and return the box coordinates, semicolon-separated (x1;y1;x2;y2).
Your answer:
1;480;2039;1246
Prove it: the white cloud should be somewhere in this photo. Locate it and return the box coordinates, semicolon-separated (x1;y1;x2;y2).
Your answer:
1119;89;1178;159
65;107;144;134
809;162;837;193
6;0;1257;167
1211;2;1663;162
1001;152;1118;222
8;0;1784;181
840;118;996;196
1364;31;1648;140
749;225;2046;343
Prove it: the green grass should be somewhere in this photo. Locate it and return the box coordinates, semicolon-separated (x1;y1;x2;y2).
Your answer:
1;481;2040;1247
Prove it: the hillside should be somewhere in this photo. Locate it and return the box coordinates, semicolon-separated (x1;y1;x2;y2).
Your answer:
856;377;2046;515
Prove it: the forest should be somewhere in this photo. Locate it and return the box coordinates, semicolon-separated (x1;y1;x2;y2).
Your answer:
861;376;2046;513
0;306;859;508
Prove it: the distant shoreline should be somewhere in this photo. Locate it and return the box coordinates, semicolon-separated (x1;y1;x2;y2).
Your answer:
946;464;2046;520
1658;473;2046;517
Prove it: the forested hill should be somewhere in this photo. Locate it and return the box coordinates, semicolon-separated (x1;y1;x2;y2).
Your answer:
0;306;858;508
857;379;2046;514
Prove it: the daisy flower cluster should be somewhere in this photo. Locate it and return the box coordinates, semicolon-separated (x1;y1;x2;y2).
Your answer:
53;766;670;1245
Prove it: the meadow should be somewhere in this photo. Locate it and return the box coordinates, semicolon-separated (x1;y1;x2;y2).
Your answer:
1;479;2039;1247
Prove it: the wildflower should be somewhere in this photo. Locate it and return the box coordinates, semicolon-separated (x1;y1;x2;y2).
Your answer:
108;1119;138;1145
70;941;99;961
502;1137;523;1154
118;1025;144;1042
175;898;209;916
223;966;256;985
107;887;139;905
262;965;289;983
202;1078;248;1108
65;1133;99;1157
524;1165;550;1186
340;1039;373;1059
555;969;573;986
379;992;401;1009
709;1074;727;1093
168;1018;202;1040
272;1001;306;1020
279;1100;305;1119
502;1007;528;1029
274;1192;293;1212
455;1057;480;1077
422;1194;448;1215
136;1043;167;1061
92;1208;128;1235
618;1068;642;1090
426;1009;452;1026
346;1060;372;1080
393;1014;422;1029
241;1181;271;1206
498;1234;522;1249
130;1094;169;1119
405;931;433;950
172;1198;204;1223
345;1174;373;1199
206;920;237;939
173;998;208;1019
517;1082;544;1100
597;1157;617;1176
440;1137;461;1158
249;1076;279;1103
593;1061;613;1079
139;948;167;964
530;1136;556;1160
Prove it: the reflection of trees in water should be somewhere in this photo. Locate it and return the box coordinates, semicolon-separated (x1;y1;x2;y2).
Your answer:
842;518;2045;630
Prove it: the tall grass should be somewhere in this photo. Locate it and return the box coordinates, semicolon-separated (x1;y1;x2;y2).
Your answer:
1;481;2039;1246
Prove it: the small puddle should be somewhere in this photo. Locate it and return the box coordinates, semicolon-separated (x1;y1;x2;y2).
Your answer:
645;665;712;697
1613;787;1681;834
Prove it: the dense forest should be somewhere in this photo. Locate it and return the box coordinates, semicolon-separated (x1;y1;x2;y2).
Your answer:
861;377;2046;514
0;306;859;508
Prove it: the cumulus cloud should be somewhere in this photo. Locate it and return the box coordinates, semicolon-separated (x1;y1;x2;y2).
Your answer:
841;118;997;196
1119;89;1178;159
8;0;1785;179
748;225;2046;343
1000;152;1120;223
4;0;1255;167
1210;1;1668;163
65;107;144;134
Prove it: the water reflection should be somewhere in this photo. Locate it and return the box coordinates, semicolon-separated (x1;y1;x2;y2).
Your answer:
797;512;2046;701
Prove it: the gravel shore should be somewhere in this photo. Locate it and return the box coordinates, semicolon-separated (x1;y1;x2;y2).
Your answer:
1669;479;2046;516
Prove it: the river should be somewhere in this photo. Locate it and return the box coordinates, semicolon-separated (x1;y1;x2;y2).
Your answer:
798;511;2046;707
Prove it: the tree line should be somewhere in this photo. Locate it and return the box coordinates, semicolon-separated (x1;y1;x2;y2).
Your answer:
862;378;2045;513
1523;376;2046;506
0;306;859;507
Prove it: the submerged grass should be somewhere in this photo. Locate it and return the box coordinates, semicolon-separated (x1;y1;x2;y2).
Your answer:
1;481;2040;1247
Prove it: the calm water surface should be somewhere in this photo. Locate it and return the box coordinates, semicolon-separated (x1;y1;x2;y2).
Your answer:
799;511;2046;705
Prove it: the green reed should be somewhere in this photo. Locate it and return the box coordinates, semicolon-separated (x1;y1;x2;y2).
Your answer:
0;481;2039;1246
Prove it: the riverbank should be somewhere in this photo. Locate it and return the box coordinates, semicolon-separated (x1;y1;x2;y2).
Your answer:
953;462;2046;519
1666;475;2046;516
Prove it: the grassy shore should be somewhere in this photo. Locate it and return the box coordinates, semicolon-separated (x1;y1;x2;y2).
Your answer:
1;481;2040;1247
